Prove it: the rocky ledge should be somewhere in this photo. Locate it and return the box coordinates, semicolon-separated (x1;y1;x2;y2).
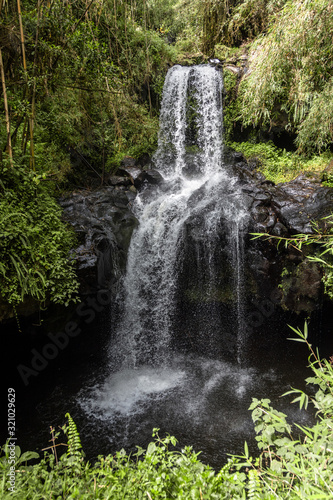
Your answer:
230;151;333;312
61;152;333;314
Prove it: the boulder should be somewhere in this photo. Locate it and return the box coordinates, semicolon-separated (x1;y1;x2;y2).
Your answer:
117;166;143;184
143;169;164;185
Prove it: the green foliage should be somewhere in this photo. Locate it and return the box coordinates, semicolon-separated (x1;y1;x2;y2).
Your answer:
223;71;241;142
0;443;39;470
239;323;333;499
0;164;79;307
295;78;333;154
64;413;83;460
1;0;180;313
229;140;333;183
251;216;333;299
226;0;286;46
239;0;333;153
1;0;177;182
322;173;333;189
0;425;247;499
173;0;285;56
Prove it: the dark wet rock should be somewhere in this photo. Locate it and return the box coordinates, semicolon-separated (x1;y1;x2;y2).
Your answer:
231;152;245;163
143;169;164;185
254;192;271;204
60;187;138;295
271;222;288;237
60;154;333;315
228;152;333;313
120;156;137;168
108;157;163;190
108;175;131;186
279;261;323;313
117;166;143;184
136;153;151;168
269;175;333;234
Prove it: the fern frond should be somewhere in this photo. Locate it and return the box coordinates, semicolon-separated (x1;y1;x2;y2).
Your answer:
248;469;262;499
65;413;82;459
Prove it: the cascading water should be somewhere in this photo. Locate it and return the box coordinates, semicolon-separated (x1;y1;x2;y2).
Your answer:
78;65;307;466
111;64;248;369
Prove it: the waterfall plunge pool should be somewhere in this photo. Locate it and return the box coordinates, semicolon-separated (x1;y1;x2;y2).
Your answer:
9;310;320;470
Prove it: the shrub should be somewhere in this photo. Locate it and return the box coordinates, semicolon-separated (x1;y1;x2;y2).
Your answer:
0;164;79;307
229;140;333;183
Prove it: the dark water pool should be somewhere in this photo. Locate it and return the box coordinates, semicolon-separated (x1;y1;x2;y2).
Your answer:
4;303;332;470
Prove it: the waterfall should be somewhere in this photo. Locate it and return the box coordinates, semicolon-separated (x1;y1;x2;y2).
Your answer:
77;66;294;461
111;64;248;369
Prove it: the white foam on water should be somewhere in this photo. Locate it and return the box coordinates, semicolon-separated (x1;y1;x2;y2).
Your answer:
78;355;273;427
80;366;186;418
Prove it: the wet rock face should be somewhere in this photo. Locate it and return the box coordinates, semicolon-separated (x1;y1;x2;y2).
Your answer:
60;187;138;295
229;151;333;313
60;155;166;296
60;171;188;307
230;152;333;235
61;152;333;314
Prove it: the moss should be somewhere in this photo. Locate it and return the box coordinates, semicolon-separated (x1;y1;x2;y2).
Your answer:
223;70;242;143
214;44;243;61
279;261;322;313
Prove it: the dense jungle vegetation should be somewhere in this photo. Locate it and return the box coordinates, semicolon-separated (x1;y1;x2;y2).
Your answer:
1;0;333;312
2;1;333;498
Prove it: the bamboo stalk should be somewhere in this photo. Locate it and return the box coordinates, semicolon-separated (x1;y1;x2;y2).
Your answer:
0;48;14;167
29;112;35;170
21;116;28;153
17;0;27;71
105;77;122;148
0;0;9;15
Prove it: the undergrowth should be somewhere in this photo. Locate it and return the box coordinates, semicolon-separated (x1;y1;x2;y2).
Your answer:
0;163;79;308
238;0;333;154
229;141;333;184
2;325;333;498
